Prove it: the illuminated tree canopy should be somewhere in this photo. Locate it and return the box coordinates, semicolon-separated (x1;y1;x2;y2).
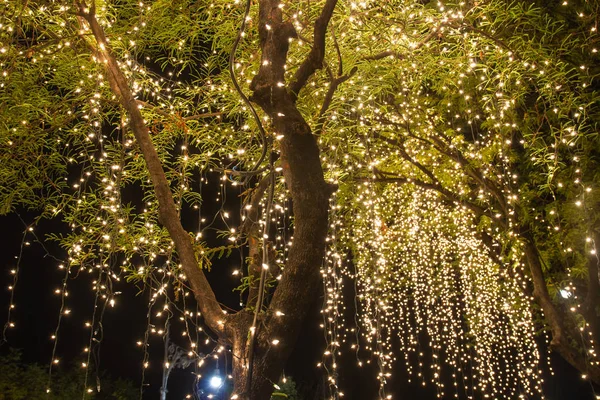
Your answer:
1;0;599;398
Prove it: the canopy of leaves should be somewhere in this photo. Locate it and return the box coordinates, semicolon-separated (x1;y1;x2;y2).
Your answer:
1;0;599;398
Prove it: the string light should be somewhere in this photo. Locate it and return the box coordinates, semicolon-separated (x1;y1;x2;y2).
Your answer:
1;0;598;399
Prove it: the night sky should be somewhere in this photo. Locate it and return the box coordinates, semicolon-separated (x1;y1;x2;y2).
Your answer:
0;209;598;399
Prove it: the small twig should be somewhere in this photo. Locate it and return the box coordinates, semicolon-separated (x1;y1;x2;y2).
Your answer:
362;50;404;61
315;66;357;135
361;25;442;62
214;166;269;177
457;23;521;61
413;27;440;51
136;100;222;121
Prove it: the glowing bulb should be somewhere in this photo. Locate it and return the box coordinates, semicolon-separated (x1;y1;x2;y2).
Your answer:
209;375;223;389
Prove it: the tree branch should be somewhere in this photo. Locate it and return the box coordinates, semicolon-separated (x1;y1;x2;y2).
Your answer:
385;102;508;213
370;131;437;183
362;50;404;61
521;230;600;384
77;3;227;338
330;23;343;77
358;172;490;219
240;173;273;235
387;104;507;212
239;173;273;307
315;66;357;135
583;230;600;342
429;134;510;214
289;0;339;99
367;131;498;222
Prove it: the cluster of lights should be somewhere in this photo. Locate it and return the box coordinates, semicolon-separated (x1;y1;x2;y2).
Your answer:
316;0;599;398
322;185;543;399
1;0;599;399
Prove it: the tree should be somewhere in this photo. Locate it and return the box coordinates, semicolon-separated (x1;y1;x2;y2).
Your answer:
1;0;599;399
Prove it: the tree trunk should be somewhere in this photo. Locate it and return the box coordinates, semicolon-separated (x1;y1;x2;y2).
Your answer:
226;102;333;398
522;230;600;384
223;0;338;398
230;318;284;399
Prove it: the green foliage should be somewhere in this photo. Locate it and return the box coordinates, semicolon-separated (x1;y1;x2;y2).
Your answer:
1;0;599;396
0;349;137;400
271;377;300;400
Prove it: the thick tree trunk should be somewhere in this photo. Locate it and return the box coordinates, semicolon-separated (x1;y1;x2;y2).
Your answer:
223;0;338;398
228;103;333;399
230;316;287;399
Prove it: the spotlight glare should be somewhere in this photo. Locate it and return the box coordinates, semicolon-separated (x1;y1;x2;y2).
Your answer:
209;375;223;389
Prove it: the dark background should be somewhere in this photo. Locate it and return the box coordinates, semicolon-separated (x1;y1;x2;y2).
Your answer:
0;210;598;399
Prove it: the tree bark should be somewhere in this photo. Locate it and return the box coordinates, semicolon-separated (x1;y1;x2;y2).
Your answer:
583;230;600;344
521;230;600;384
226;0;338;398
228;111;332;398
76;2;227;338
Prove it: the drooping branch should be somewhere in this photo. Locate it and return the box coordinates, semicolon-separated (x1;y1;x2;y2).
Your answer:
357;170;490;220
76;3;226;338
379;101;509;217
367;131;498;222
384;102;510;215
